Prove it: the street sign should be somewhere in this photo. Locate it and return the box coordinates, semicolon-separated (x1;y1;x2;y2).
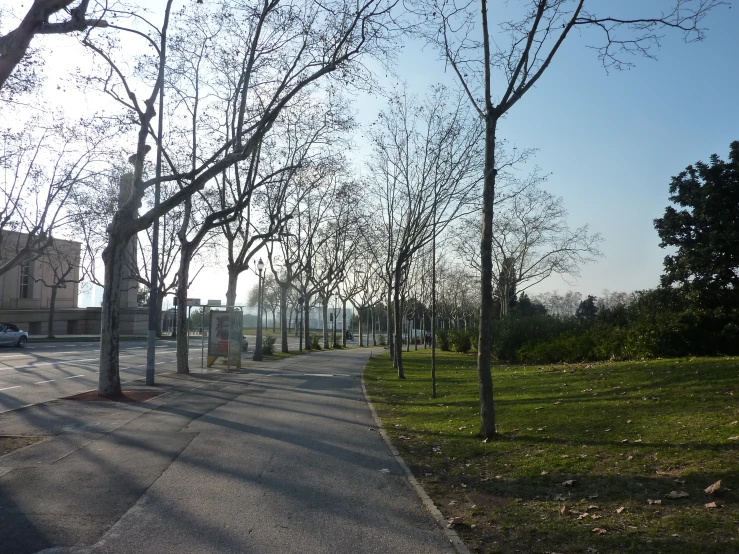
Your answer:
186;298;201;307
207;299;222;306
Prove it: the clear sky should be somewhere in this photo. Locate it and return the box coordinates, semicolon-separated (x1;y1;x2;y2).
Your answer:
3;1;735;307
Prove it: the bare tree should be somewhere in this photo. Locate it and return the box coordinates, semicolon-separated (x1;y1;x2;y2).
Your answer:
415;0;727;438
456;185;602;318
78;0;395;395
367;86;483;377
0;0;108;91
0;121;106;277
33;237;83;338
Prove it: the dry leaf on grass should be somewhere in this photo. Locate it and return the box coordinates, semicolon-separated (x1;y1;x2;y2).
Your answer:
627;455;634;461
665;491;689;499
592;528;607;535
704;480;721;494
587;505;599;510
728;436;739;441
616;506;626;514
560;504;570;516
562;479;576;487
730;421;738;425
591;514;602;520
705;501;722;509
577;512;590;520
447;517;464;528
541;470;549;476
647;499;662;505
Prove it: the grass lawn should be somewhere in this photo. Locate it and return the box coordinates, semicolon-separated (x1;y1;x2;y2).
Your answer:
364;349;739;554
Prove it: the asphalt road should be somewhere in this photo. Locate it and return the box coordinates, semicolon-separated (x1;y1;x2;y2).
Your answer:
0;340;204;414
0;334;361;414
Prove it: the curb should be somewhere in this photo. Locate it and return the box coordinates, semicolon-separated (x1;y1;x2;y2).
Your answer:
360;360;472;554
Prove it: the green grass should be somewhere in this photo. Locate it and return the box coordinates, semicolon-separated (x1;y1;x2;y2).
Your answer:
364;350;739;554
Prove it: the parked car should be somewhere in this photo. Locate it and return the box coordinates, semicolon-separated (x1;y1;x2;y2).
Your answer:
0;323;29;347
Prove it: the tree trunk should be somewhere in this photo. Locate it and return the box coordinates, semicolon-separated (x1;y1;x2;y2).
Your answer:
175;252;191;374
342;299;347;347
272;308;276;333
294;308;299;336
372;308;376;346
280;284;288;353
226;267;239;308
476;112;498;438
99;233;127;397
47;285;58;338
304;293;311;350
392;267;404;378
358;306;364;347
156;290;164;337
386;284;394;363
322;297;329;349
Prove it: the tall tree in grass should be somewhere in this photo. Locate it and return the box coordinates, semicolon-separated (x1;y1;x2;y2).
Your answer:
415;0;727;438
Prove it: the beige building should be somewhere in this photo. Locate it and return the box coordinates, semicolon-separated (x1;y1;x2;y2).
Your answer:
0;231;102;335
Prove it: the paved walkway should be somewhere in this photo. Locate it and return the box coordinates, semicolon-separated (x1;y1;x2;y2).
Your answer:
0;348;456;553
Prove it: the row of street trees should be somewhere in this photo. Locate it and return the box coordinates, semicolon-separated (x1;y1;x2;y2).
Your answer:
0;0;727;438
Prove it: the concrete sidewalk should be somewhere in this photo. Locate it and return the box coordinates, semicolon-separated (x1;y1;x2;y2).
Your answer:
0;348;457;553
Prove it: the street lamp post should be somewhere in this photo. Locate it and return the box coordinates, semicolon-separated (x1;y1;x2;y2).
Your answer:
253;258;265;361
298;295;304;352
333;291;339;348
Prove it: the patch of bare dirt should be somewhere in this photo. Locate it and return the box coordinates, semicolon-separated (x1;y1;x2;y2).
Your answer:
0;436;45;457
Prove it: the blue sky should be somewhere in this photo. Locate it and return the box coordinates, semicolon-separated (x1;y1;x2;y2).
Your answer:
354;1;739;298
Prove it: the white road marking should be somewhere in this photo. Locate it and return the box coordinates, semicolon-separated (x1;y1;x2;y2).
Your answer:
34;379;56;384
0;386;21;391
66;375;85;379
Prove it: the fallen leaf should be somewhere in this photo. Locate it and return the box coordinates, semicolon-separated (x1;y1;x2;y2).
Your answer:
592;527;607;535
560;504;570;516
447;517;464;528
587;505;599;510
730;421;738;425
562;479;576;487
626;420;632;424
616;506;625;514
448;500;458;506
627;455;633;461
647;499;662;505
665;491;689;499
554;401;561;405
634;439;642;443
578;512;590;520
621;439;629;443
541;470;549;476
728;436;739;441
591;514;602;520
705;501;721;509
561;455;570;459
704;480;721;494
458;426;467;431
495;475;502;479
432;446;442;452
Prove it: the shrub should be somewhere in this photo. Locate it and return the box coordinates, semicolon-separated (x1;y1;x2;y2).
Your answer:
449;328;473;353
378;334;386;346
262;336;276;355
437;329;450;351
310;333;322;350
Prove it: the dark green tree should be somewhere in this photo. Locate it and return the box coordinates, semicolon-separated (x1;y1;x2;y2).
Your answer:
575;295;598;322
654;141;739;306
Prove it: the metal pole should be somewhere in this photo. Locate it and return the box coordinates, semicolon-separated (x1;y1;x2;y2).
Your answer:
253;269;263;361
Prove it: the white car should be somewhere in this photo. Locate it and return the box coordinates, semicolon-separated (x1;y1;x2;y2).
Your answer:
0;323;29;347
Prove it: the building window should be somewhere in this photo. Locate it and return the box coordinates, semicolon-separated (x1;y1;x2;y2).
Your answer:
19;260;31;299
